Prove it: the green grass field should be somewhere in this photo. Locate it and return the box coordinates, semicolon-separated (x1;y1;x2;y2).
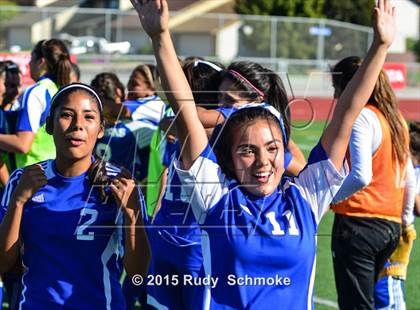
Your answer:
292;120;420;310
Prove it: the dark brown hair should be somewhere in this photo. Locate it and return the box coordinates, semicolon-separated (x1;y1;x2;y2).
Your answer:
32;39;72;87
0;61;21;108
183;59;224;109
90;72;127;123
332;56;408;164
88;159;113;202
223;61;290;141
91;72;125;103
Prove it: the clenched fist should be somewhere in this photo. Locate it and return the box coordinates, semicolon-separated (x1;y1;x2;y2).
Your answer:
12;164;47;205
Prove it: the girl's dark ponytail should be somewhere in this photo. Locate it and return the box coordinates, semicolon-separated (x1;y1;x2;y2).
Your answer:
88;159;113;202
264;68;290;144
41;39;72;87
56;54;72;87
226;61;290;143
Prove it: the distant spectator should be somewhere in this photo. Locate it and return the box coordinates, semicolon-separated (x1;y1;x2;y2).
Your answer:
0;61;21;111
0;39;72;169
331;56;415;309
92;72;154;182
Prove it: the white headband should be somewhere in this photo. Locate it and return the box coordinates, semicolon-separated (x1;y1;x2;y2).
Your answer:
193;60;223;72
49;83;103;117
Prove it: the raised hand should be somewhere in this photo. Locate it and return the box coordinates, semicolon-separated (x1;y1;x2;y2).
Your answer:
373;0;396;47
12;165;47;204
130;0;169;39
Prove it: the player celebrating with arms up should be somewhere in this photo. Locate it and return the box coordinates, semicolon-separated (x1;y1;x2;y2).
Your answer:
0;83;150;309
131;0;396;308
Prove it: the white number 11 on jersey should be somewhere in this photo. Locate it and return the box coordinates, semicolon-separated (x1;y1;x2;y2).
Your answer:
266;210;299;236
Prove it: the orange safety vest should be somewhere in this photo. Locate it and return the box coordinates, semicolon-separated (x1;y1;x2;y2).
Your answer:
331;105;408;223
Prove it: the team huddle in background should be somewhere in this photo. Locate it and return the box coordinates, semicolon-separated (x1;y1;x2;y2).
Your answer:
0;0;419;309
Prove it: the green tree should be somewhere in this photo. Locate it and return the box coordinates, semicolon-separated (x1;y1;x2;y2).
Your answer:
0;1;21;49
407;38;420;62
322;0;375;26
0;0;20;22
235;0;375;26
234;0;324;18
235;0;324;59
321;0;375;60
234;0;373;60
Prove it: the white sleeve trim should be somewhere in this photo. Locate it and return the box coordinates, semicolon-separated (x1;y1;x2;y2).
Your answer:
24;86;47;133
126;120;157;150
174;156;230;224
293;157;348;224
131;99;166;124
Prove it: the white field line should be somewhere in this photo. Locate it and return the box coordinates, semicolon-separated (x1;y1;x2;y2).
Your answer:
314;296;339;309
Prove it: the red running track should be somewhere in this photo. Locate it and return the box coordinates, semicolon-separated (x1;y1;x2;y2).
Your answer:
289;97;419;122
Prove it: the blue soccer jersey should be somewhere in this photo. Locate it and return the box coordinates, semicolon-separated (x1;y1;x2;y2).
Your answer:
174;143;347;309
95;120;156;181
154;143;201;242
0;159;142;309
148;142;205;309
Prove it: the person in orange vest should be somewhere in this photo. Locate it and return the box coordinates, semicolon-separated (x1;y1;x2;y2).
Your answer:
330;56;416;309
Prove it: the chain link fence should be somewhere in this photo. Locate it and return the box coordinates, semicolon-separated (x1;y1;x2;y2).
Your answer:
0;5;373;58
0;5;418;94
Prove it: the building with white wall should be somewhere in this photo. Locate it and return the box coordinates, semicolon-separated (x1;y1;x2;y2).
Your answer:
389;0;419;53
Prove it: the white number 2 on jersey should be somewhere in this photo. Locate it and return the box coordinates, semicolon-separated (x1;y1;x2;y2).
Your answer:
76;209;99;241
266;210;299;236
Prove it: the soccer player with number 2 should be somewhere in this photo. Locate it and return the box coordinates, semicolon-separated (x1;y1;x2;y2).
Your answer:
0;83;150;308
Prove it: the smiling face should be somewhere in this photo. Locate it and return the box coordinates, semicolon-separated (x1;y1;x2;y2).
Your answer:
230;119;284;196
52;90;104;162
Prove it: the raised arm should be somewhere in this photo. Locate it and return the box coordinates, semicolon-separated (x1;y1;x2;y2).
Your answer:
321;0;396;169
131;0;207;169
